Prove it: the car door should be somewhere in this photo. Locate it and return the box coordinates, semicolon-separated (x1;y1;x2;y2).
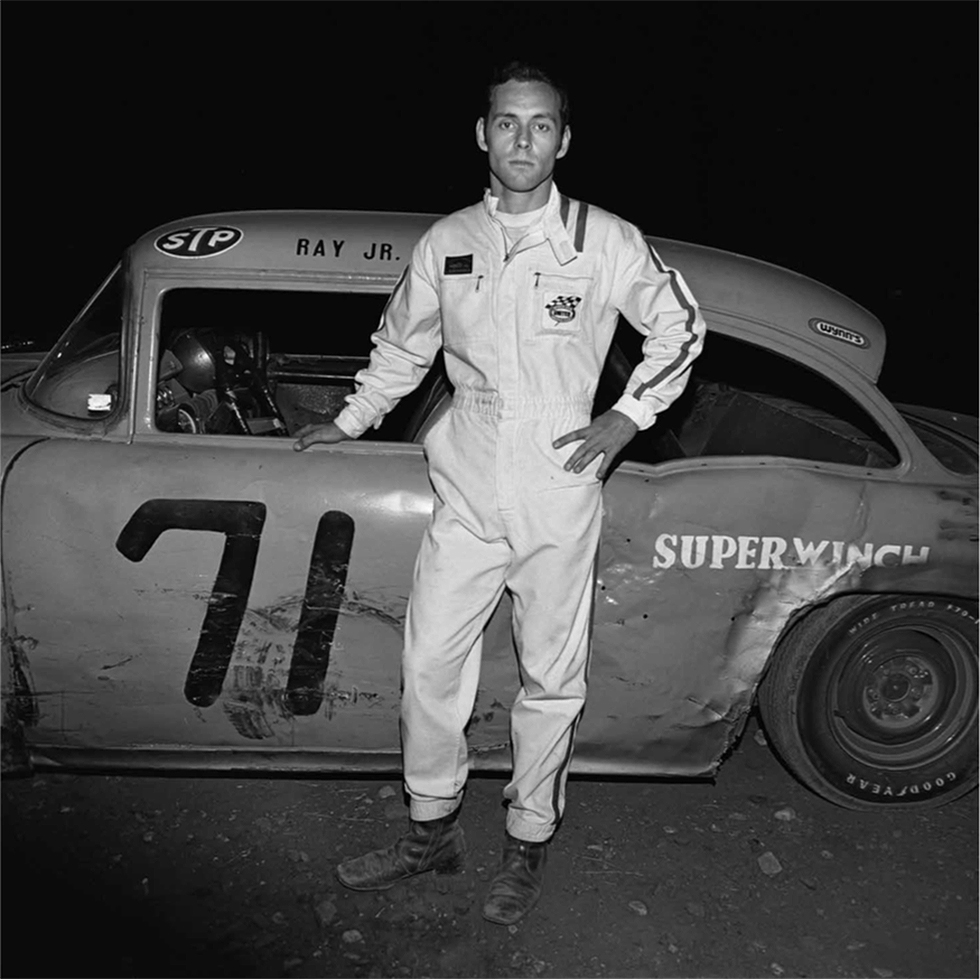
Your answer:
3;275;437;765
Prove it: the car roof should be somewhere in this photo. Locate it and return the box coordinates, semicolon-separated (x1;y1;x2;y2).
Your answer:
132;210;887;382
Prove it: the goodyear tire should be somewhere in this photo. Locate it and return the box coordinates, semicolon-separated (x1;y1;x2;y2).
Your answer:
758;594;978;811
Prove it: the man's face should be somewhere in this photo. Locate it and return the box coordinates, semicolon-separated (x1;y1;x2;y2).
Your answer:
476;79;570;203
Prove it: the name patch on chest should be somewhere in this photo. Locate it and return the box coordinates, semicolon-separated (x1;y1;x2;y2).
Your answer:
444;254;474;275
546;294;583;323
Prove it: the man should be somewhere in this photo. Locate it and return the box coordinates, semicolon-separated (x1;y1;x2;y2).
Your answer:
294;62;705;925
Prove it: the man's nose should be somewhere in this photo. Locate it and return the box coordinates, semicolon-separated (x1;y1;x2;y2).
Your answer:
515;127;531;148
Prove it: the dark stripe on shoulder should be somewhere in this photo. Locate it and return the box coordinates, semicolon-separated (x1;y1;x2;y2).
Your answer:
633;242;698;399
560;195;570;228
574;202;590;252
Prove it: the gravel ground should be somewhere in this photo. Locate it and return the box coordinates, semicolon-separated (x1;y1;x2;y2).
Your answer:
2;714;976;978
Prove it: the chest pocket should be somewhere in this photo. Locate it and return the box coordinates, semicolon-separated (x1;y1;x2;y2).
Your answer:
532;272;593;339
439;274;488;346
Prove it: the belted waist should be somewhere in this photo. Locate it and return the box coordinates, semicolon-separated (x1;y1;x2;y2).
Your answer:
451;390;593;418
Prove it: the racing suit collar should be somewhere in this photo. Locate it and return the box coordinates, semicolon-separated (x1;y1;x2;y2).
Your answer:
483;184;578;266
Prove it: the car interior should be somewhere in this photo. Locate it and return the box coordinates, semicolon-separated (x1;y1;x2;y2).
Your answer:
152;287;900;470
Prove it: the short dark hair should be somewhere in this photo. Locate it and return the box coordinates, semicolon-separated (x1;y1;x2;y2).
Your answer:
486;61;570;132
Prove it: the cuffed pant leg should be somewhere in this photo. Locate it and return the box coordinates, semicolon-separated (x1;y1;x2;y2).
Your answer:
402;502;511;821
502;484;602;841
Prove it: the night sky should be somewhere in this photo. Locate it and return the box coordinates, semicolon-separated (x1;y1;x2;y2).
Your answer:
7;2;976;410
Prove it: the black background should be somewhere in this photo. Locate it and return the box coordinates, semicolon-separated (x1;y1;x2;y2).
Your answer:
6;2;975;410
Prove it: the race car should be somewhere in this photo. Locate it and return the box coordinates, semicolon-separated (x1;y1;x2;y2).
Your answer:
2;210;976;811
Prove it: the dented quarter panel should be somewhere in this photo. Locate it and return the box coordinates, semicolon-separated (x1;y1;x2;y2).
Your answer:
571;462;978;777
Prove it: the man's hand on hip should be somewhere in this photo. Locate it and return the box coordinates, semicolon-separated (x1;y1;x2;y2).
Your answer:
293;421;352;451
553;409;639;480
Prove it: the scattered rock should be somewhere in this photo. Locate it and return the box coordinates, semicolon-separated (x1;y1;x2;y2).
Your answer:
770;963;785;976
710;823;723;832
847;941;867;951
686;901;706;918
820;850;834;859
384;801;406;820
628;900;649;916
255;817;274;833
508;925;518;935
728;812;749;821
378;785;397;799
59;806;73;814
342;929;363;944
800;877;819;891
315;900;337;927
510;951;548;974
287;849;310;863
662;825;678;834
142;831;155;843
271;911;286;925
283;957;303;971
872;970;894;978
254;932;276;949
757;851;783;876
754;728;768;746
774;808;796;822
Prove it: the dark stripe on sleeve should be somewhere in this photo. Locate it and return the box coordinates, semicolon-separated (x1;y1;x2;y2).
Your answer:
633;242;699;399
574;202;590;252
560;194;570;228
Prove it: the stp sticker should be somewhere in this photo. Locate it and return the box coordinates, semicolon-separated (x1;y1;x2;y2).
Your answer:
154;226;244;259
808;318;868;348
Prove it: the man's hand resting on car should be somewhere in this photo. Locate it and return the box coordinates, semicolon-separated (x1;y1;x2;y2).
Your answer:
293;422;352;451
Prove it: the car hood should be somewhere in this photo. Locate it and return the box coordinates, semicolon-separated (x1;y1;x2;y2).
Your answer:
1;351;45;385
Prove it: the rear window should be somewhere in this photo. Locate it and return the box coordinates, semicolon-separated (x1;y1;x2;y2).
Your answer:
600;325;900;469
902;416;977;475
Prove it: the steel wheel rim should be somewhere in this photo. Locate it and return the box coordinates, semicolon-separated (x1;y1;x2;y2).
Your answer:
822;619;978;769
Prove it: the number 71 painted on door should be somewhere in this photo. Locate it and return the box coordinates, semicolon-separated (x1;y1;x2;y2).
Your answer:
116;499;355;715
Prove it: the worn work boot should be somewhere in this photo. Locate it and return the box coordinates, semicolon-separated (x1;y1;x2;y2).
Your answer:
482;834;548;925
336;808;465;891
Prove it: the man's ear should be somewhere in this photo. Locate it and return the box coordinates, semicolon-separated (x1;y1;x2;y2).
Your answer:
475;117;488;152
557;124;571;160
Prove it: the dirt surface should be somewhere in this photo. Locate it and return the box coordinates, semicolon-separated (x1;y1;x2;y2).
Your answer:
3;714;976;979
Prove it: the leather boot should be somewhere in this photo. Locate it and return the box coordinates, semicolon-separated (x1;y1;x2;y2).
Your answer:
336;807;465;891
482;834;548;925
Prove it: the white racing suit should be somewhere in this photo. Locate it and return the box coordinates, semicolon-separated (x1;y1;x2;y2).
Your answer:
334;183;705;842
